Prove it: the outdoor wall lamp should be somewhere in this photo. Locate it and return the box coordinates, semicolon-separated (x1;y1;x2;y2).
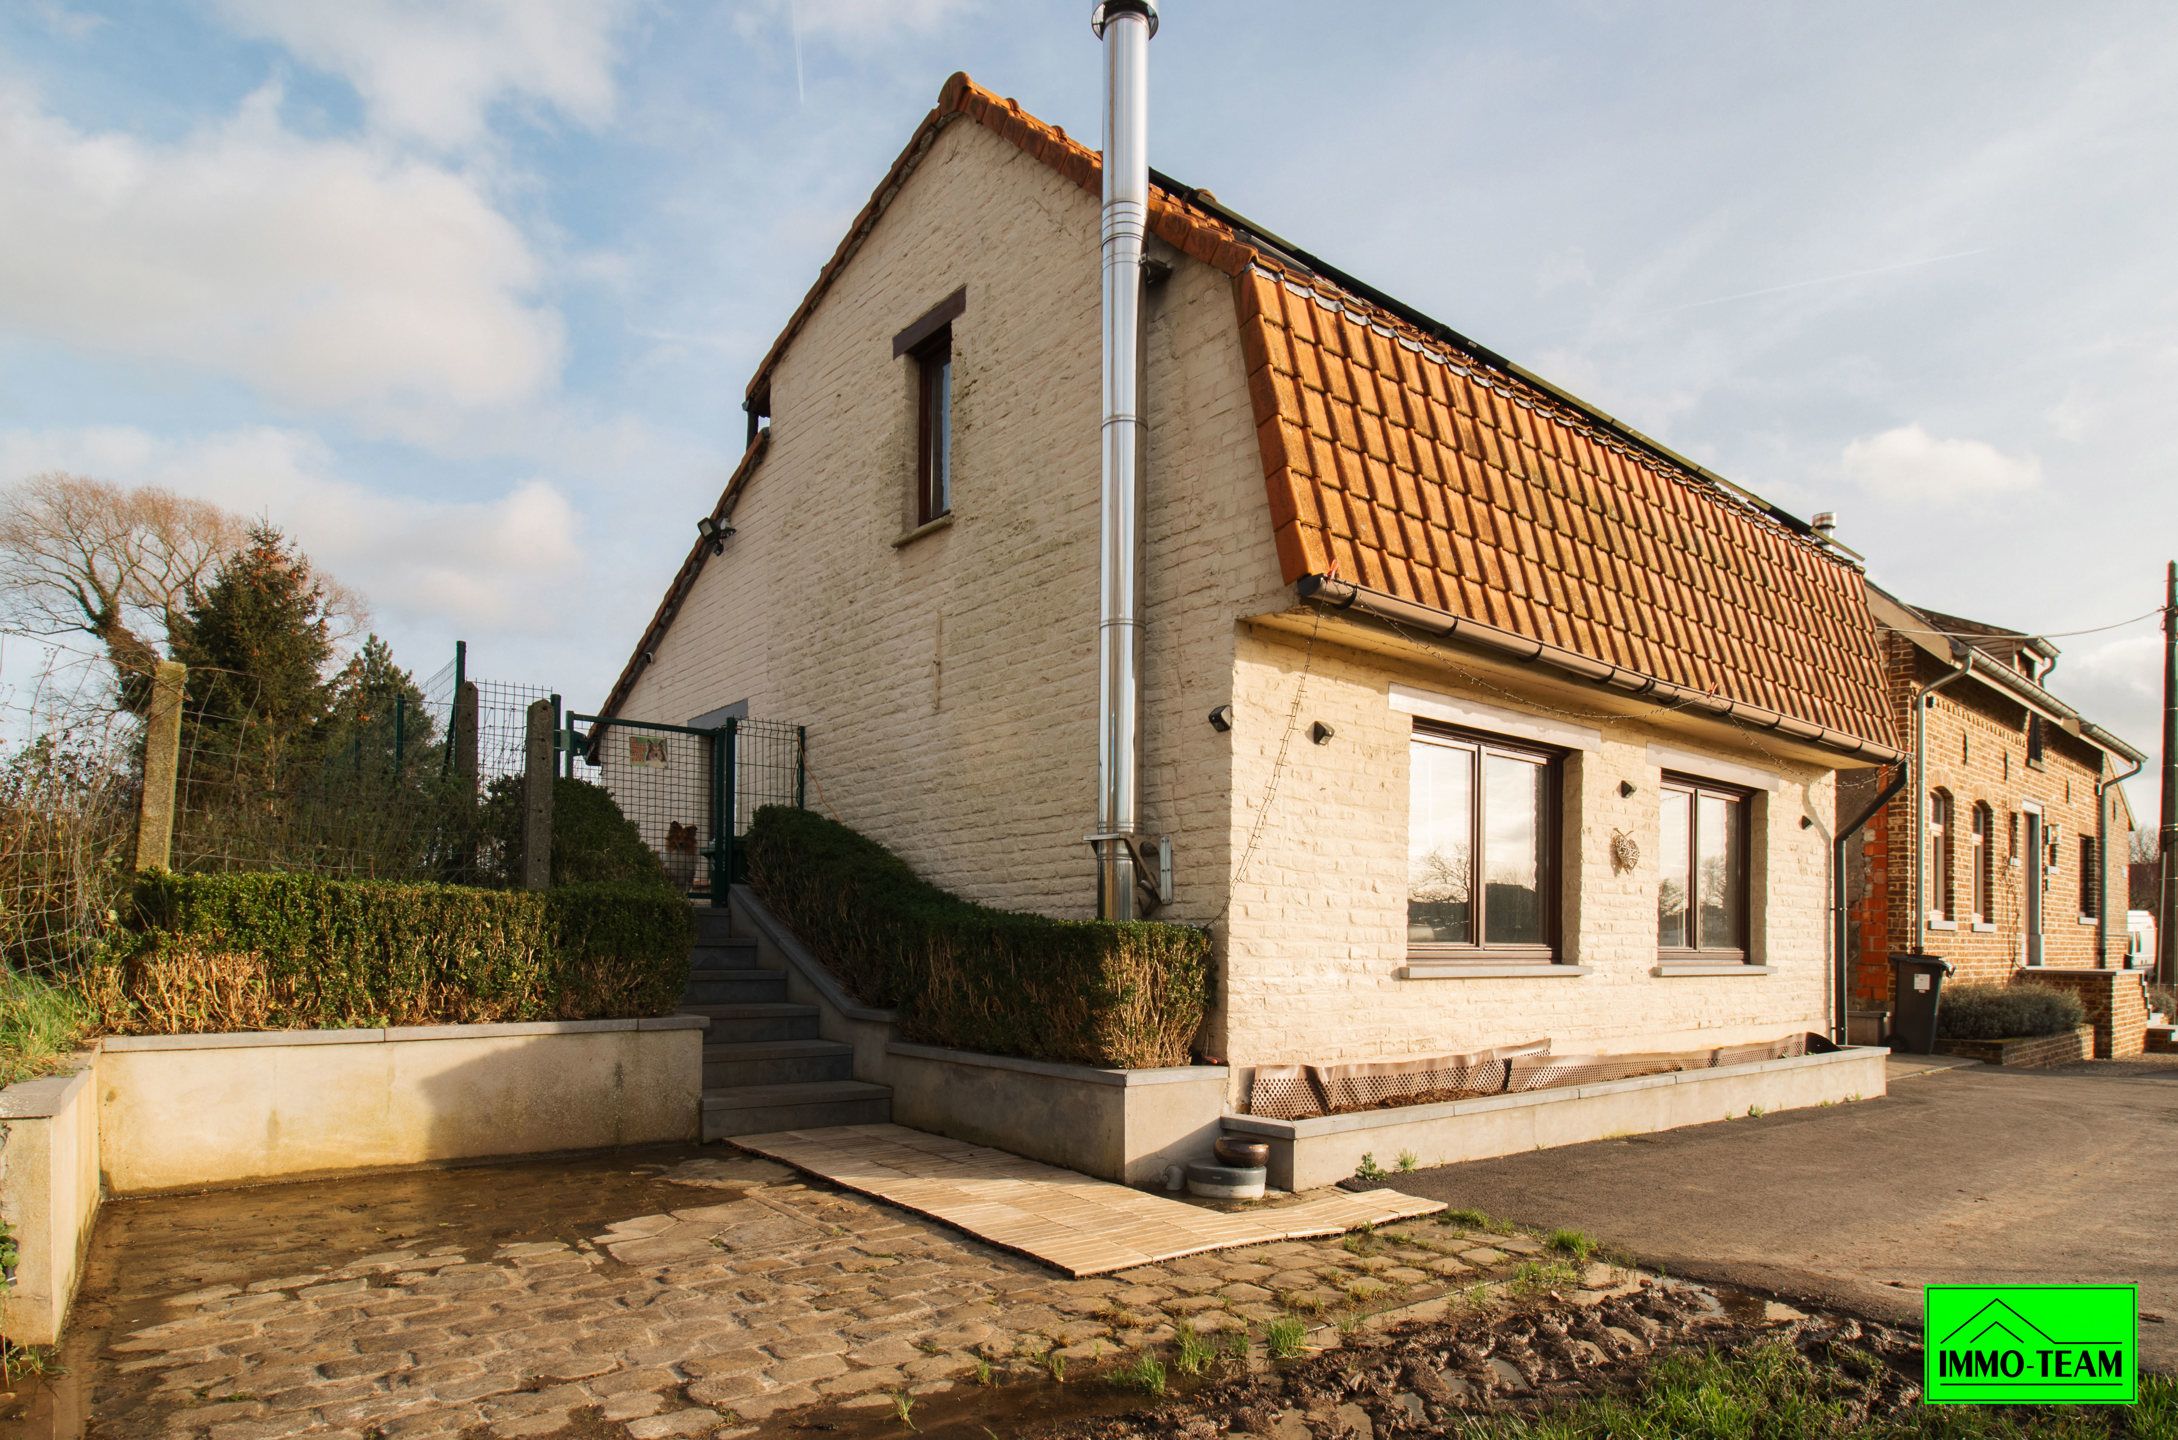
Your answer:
696;514;735;555
1309;721;1335;746
1207;704;1234;732
1618;780;1637;797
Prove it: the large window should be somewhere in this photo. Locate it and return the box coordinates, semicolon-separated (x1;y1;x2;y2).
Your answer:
1928;788;1956;924
1407;727;1559;961
1970;802;1994;926
1658;776;1750;960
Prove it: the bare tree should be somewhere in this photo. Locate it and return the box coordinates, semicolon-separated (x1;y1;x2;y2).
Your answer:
0;472;370;708
0;473;246;703
2134;826;2162;865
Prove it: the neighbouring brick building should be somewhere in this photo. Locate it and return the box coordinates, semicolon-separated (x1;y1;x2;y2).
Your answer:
1842;586;2147;1055
596;73;1910;1099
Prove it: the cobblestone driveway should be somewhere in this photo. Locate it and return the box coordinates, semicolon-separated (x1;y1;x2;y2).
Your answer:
25;1146;1548;1439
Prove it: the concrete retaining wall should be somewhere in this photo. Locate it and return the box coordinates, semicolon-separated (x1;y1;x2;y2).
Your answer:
98;1018;708;1195
887;1044;1227;1187
0;1061;101;1345
1224;1045;1890;1191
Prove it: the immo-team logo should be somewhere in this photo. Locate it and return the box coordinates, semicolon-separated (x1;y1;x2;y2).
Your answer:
1924;1285;2137;1405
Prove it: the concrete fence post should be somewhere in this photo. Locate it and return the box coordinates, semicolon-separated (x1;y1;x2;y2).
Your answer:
132;660;187;872
522;699;554;891
454;681;480;790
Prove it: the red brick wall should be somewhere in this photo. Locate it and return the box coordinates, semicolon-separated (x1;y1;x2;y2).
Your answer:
2023;969;2147;1059
1848;641;2125;1007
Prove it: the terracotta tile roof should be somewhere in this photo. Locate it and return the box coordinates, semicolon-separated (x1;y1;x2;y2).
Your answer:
626;73;1898;758
1233;262;1896;751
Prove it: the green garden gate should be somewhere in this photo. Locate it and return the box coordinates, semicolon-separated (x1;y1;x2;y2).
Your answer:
562;713;805;903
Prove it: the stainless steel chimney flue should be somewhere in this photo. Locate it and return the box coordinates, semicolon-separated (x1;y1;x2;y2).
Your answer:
1090;0;1157;921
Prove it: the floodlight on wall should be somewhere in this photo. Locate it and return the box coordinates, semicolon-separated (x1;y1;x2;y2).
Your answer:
1618;780;1637;797
1309;721;1335;746
1207;704;1234;732
696;514;735;555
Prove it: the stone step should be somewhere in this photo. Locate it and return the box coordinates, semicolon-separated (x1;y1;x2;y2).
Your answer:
702;1080;891;1140
691;907;737;942
683;971;786;1007
702;1038;855;1088
695;1003;820;1044
690;938;760;971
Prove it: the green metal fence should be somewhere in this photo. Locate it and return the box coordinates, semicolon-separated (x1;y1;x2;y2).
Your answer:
564;712;804;903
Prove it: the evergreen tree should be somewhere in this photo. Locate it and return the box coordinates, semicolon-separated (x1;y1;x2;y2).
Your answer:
322;635;435;774
171;524;335;775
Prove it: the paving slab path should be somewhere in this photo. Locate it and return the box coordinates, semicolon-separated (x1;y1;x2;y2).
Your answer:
733;1124;1440;1276
8;1145;1524;1439
1390;1054;2178;1371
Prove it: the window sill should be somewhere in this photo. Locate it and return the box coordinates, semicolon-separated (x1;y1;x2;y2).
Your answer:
1972;922;1996;933
892;513;954;548
1401;961;1589;980
1927;919;1958;932
2078;916;2099;927
1651;963;1772;977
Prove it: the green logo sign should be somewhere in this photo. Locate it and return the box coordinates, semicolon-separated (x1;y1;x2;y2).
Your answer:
1925;1286;2137;1405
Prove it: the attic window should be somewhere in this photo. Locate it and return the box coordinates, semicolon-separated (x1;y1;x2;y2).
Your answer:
895;288;965;529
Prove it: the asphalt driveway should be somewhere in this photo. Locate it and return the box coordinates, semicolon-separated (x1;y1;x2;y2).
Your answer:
1392;1055;2178;1369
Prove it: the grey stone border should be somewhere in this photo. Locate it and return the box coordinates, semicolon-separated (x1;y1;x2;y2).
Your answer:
1220;1046;1886;1141
99;1014;709;1053
1651;964;1774;977
0;1058;95;1120
885;1041;1227;1089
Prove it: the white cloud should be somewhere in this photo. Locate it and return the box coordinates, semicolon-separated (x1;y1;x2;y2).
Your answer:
213;0;628;150
1840;424;2042;503
0;426;582;636
0;82;563;423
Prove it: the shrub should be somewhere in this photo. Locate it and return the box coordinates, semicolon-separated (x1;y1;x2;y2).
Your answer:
91;870;692;1034
478;776;674;892
0;966;93;1087
741;806;1210;1068
1936;982;2086;1041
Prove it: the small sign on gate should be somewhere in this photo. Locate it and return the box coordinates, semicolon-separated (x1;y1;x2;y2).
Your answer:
628;736;668;767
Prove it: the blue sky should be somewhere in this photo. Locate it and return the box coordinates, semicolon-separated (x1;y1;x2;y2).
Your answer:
4;1;2175;803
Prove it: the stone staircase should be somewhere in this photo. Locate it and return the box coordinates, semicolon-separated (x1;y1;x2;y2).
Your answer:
687;904;891;1140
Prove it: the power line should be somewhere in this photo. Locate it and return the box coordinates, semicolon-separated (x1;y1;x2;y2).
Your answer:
1882;608;2165;644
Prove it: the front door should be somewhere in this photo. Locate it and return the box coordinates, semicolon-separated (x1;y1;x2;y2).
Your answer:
2023;812;2044;966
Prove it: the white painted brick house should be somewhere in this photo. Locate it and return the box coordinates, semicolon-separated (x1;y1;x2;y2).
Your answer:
596;74;1906;1100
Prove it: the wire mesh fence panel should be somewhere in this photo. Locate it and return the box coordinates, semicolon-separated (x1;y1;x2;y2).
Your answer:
0;635;142;971
169;661;484;884
578;717;718;896
728;719;804;838
473;678;555;785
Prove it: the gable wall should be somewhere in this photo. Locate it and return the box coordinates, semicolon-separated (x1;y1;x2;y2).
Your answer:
611;115;1282;920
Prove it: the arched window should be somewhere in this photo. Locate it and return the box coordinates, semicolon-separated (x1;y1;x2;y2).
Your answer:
1970;802;1994;925
1928;789;1956;924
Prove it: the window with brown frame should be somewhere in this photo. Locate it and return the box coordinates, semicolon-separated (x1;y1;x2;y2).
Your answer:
1970;802;1994;925
1658;775;1751;960
2025;714;2047;769
1406;726;1560;962
1928;788;1956;923
2080;835;2098;919
893;287;964;530
911;329;952;525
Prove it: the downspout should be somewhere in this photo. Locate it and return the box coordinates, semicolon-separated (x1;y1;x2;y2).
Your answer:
2097;752;2145;967
1913;646;1974;952
1090;0;1157;920
1834;762;1909;1043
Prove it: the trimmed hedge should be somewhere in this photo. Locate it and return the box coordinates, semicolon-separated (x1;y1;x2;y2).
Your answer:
89;871;693;1034
741;806;1211;1069
1936;982;2086;1041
